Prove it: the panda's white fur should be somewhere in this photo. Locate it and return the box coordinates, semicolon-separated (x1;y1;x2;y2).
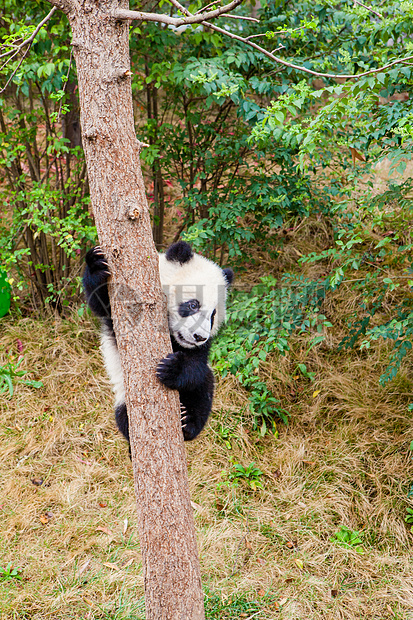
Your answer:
100;249;229;409
100;326;125;407
158;250;228;348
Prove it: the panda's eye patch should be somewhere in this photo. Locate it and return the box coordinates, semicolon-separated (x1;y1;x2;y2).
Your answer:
210;308;216;328
178;299;200;317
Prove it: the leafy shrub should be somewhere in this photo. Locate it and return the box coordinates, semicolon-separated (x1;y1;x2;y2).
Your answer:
300;178;413;385
404;507;413;532
212;275;331;434
227;461;264;492
132;18;317;257
0;5;95;311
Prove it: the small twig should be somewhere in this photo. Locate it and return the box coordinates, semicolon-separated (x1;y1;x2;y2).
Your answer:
271;45;286;54
0;37;25;57
246;32;269;40
353;0;383;18
195;0;223;14
247;23;306;40
244;612;262;620
137;140;151;152
221;13;259;22
0;45;31;94
168;0;190;15
0;47;20;73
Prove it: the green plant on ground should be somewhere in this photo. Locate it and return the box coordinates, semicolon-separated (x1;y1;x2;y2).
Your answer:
295;362;316;382
216;421;238;450
331;526;364;554
224;461;264;492
0;563;22;582
0;357;43;397
404;507;413;531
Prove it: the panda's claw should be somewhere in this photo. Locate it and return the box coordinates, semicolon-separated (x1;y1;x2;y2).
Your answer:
85;246;111;279
156;351;185;389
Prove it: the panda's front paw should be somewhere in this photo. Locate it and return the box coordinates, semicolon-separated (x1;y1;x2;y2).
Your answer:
156;352;184;390
85;246;110;278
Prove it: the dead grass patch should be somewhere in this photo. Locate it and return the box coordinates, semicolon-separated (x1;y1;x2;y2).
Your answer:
0;306;412;619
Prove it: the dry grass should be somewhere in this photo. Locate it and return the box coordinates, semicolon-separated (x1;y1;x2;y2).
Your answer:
1;286;413;619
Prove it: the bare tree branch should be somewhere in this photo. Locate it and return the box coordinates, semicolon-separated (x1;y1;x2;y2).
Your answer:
122;0;407;81
113;0;243;27
353;0;383;19
167;0;190;15
0;6;57;60
221;13;259;21
201;21;413;81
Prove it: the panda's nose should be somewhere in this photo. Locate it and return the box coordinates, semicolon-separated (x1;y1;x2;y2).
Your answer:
194;333;207;343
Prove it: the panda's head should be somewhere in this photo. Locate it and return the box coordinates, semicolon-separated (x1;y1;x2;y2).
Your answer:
158;241;233;349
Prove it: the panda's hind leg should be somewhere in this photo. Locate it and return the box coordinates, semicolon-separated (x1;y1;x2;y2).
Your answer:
115;402;130;444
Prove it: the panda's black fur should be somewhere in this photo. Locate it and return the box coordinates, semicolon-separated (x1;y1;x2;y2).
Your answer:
83;241;233;444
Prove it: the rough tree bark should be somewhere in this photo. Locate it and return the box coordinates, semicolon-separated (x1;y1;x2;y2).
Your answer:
46;0;205;617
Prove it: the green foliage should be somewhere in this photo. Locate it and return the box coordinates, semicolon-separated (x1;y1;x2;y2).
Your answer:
228;461;264;491
0;563;22;582
216;419;238;450
301;178;413;385
131;16;316;256
212;275;331;433
244;1;413;387
0;356;43;397
404;507;413;531
330;526;364;554
0;269;11;317
0;1;95;311
219;459;264;492
295;362;315;382
250;0;413;167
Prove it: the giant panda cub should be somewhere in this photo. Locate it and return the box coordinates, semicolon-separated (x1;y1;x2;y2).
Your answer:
83;240;233;445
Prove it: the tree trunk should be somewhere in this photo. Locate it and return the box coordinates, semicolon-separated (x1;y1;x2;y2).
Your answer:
48;1;205;617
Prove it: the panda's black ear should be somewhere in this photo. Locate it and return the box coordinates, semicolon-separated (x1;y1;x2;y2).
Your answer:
165;241;194;264
223;268;234;287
